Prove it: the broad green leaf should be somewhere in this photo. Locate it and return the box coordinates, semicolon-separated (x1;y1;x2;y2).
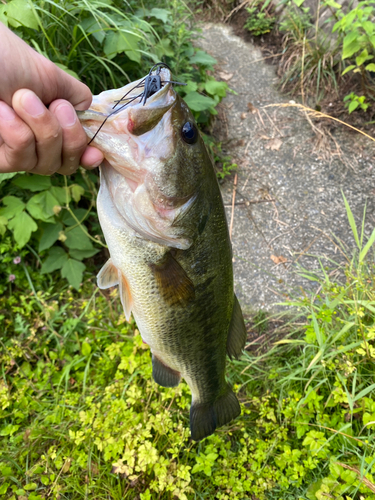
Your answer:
154;38;174;59
348;100;359;113
7;211;37;247
0;5;8;26
24;483;37;491
0;196;26;218
41;247;68;274
12;174;51;191
293;0;305;7
80;16;106;44
204;80;228;98
69;248;99;260
0;483;9;495
190;50;217;67
323;0;341;8
117;31;139;53
342;65;355;75
65;226;94;250
0;423;19;436
366;63;375;72
183;80;198;94
370;34;375;49
356;49;371;66
183;92;216;112
149;8;170;23
60;208;88;226
50;186;70;205
6;0;39;30
70;184;85;203
342;39;361;59
61;258;86;290
38;222;63;252
81;341;91;356
104;31;140;63
0;216;8;236
363;20;374;36
0;172;19;186
103;32;118;59
332;20;341;33
26;191;60;222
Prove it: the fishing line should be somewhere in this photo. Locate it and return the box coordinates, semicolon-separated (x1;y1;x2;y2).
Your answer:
87;62;186;145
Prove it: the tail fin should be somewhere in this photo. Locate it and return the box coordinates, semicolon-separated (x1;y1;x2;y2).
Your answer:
190;385;241;441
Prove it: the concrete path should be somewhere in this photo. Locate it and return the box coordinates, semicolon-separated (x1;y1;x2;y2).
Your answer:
198;24;375;313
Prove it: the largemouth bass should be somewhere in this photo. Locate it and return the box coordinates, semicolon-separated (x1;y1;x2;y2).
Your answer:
77;66;247;441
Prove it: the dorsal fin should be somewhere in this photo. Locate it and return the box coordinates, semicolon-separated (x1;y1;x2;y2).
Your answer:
226;295;247;360
149;251;195;307
119;272;133;322
97;258;119;289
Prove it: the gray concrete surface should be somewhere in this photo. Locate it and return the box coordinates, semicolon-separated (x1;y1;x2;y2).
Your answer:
198;24;375;313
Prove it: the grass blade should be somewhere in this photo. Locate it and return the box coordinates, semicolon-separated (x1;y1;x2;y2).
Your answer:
342;192;360;250
359;227;375;262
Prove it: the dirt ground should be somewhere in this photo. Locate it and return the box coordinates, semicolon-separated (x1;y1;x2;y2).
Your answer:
197;23;375;313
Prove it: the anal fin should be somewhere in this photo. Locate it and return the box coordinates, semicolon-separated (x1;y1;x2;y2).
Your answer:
152;354;181;388
150;251;195;307
190;385;241;441
119;273;133;322
97;258;119;289
226;294;247;359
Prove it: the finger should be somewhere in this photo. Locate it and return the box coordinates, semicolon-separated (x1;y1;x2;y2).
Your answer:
44;58;93;110
80;146;104;170
0;101;37;173
49;99;88;175
12;89;63;175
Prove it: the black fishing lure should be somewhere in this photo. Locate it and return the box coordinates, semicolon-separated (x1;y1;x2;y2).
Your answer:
88;63;185;145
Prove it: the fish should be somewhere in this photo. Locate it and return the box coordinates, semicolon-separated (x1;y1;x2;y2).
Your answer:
77;66;247;441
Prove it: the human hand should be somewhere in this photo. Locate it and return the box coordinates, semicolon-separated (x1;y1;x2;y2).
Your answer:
0;23;104;175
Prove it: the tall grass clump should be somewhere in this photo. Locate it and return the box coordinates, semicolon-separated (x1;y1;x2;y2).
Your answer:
236;195;375;499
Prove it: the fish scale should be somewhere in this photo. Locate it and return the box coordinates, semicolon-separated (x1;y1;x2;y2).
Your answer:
77;67;247;441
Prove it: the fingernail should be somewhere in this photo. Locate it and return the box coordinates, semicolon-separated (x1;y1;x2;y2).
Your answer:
0;102;16;121
21;91;45;117
55;103;77;127
91;159;103;168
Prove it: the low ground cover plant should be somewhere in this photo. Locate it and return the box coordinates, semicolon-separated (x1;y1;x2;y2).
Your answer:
2;188;375;499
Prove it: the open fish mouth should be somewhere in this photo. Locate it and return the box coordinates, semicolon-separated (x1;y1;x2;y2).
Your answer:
78;63;185;144
77;64;198;250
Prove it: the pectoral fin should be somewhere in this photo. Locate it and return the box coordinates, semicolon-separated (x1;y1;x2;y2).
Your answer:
119;273;133;322
97;259;119;289
152;354;181;388
226;295;247;360
150;252;195;307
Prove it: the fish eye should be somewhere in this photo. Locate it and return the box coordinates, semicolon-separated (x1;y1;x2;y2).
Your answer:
181;122;198;144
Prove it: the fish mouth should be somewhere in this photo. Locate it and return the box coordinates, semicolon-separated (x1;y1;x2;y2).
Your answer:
80;66;175;135
77;66;177;183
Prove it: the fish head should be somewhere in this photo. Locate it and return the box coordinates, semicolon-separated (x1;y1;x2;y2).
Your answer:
78;67;214;249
